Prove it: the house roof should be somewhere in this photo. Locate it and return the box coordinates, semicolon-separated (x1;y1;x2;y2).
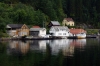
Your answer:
30;28;46;31
64;18;74;22
7;24;24;29
51;26;69;31
70;29;86;34
51;21;60;25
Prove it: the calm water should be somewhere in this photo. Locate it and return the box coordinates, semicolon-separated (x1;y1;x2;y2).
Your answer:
0;38;100;66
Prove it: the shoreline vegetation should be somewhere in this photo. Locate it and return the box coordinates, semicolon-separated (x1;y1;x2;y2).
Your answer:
0;1;100;37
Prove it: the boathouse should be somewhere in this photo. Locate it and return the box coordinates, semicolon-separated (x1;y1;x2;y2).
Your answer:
6;24;29;37
29;27;46;37
69;29;86;38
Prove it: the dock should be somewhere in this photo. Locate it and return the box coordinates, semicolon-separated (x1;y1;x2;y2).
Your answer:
86;35;97;38
10;36;63;40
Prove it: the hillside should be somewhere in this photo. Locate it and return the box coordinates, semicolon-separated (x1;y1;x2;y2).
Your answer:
0;0;100;32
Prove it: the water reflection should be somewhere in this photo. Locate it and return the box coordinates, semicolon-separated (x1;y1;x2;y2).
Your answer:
7;39;86;56
49;39;86;56
29;40;46;52
49;39;71;55
3;39;100;66
7;40;30;55
70;39;86;49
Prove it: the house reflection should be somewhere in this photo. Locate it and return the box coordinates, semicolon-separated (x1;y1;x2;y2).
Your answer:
39;40;46;52
7;40;30;55
29;40;46;52
29;40;39;51
49;39;86;56
7;39;86;56
70;39;86;48
49;39;72;56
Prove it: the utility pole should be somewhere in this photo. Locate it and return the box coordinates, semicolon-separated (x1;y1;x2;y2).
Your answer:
43;21;45;28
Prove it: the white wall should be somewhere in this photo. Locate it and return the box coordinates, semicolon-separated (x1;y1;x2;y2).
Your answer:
39;30;46;37
53;31;69;37
7;30;16;36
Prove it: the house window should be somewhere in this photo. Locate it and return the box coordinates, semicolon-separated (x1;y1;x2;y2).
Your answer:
62;29;65;31
81;33;84;34
63;33;66;35
59;33;62;35
56;28;59;31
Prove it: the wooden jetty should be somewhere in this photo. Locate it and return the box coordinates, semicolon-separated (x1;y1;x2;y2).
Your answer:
67;36;86;39
86;35;97;38
11;36;62;40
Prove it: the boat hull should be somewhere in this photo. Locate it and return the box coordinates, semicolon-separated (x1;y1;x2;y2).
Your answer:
68;36;86;39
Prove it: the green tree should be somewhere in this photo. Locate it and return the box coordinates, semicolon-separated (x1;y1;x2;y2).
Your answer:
96;0;100;13
0;3;12;32
34;10;46;27
69;0;75;18
75;0;83;22
11;3;35;24
53;0;66;21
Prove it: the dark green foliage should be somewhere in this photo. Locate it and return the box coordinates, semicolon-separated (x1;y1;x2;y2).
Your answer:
86;29;98;35
0;0;100;33
34;10;46;27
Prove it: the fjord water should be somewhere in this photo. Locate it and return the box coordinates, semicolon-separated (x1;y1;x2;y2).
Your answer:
0;38;100;66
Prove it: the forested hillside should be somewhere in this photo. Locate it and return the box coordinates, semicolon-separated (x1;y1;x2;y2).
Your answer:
0;0;100;32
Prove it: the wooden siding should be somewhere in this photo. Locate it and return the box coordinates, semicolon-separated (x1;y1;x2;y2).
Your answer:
7;24;29;37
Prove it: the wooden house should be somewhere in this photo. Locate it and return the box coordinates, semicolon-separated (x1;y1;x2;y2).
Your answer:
6;24;29;37
62;18;74;26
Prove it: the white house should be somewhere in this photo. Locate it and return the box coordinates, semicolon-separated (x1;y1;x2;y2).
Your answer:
49;26;70;38
29;28;46;37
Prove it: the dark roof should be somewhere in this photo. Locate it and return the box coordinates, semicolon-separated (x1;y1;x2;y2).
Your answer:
51;26;69;31
30;28;46;31
51;21;60;25
7;24;24;29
